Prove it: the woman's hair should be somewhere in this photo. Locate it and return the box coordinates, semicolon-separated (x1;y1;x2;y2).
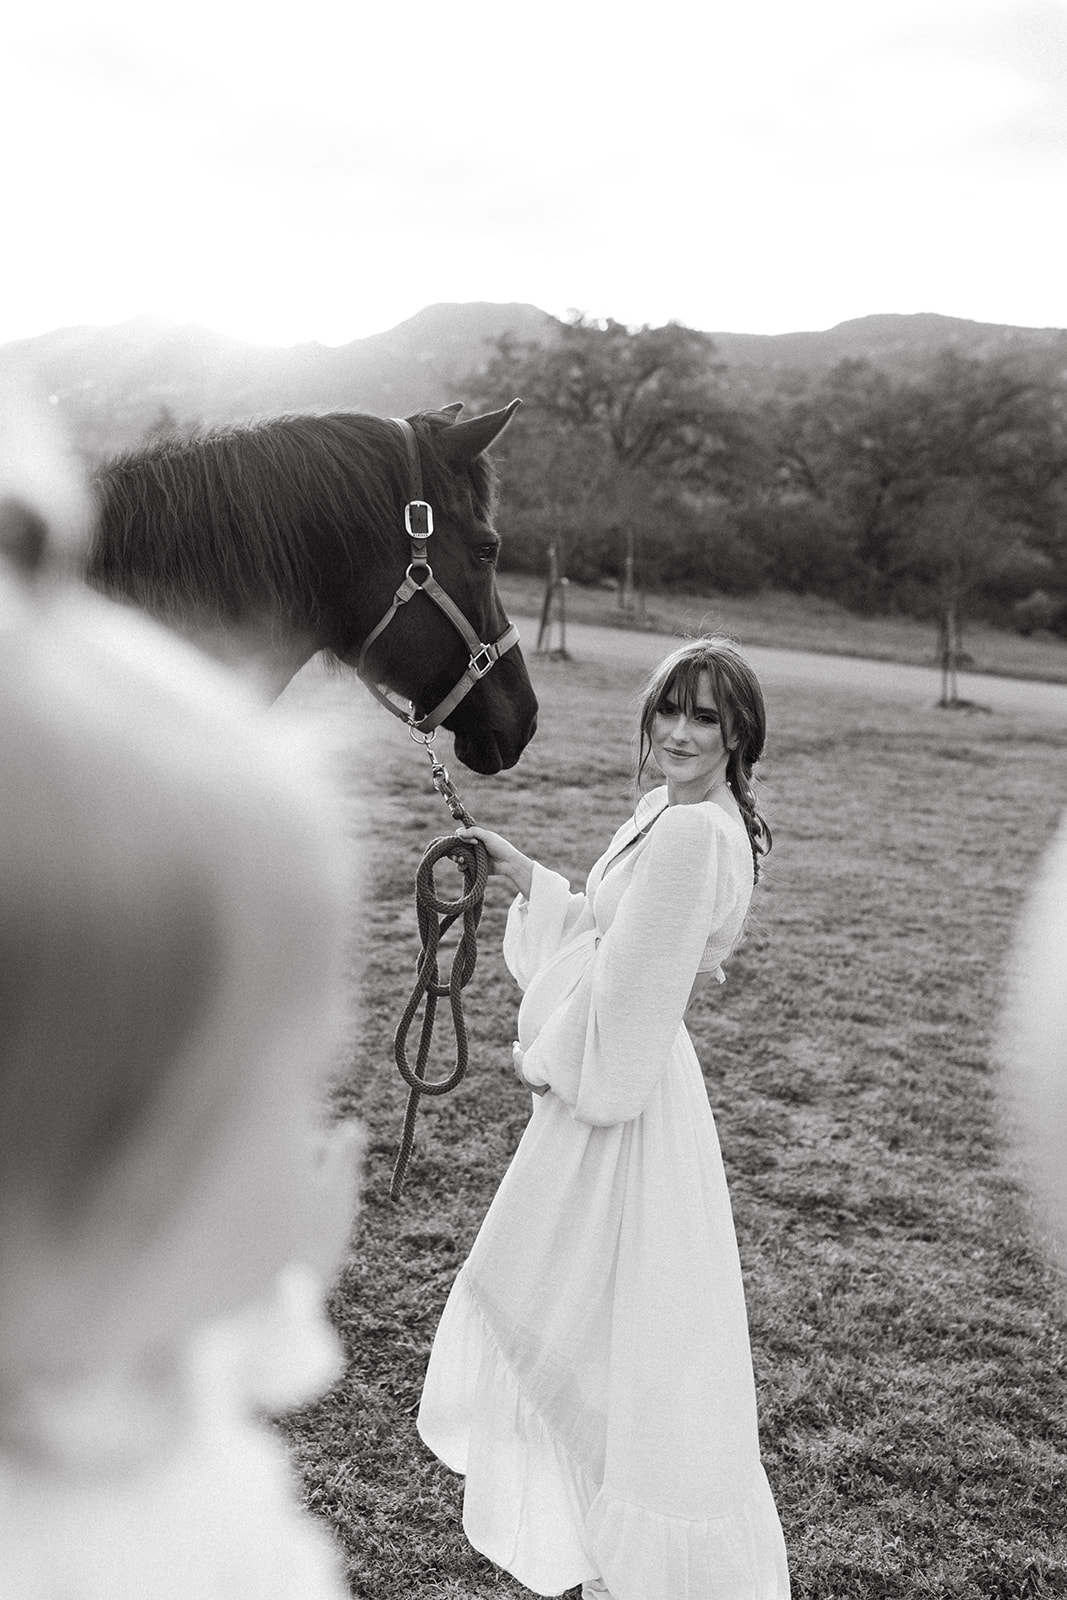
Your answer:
635;635;772;881
0;581;355;1400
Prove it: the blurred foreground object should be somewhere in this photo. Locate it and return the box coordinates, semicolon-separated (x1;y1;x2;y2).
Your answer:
998;816;1067;1274
0;368;92;583
0;389;358;1598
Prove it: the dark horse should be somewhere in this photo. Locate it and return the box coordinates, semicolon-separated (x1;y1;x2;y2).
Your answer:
87;402;537;774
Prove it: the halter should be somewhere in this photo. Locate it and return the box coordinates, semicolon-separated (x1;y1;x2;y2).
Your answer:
354;418;521;736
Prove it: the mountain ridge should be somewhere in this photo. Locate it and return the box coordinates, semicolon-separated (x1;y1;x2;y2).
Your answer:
5;302;1065;455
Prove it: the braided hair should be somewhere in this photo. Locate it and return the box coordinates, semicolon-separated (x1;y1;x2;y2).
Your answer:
635;636;772;883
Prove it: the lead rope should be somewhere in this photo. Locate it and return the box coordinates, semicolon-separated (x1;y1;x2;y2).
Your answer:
389;734;490;1199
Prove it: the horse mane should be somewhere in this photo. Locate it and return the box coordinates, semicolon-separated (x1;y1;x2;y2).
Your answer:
87;409;500;629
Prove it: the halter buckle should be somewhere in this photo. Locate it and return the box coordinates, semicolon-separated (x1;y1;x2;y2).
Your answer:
354;420;518;738
405;500;433;538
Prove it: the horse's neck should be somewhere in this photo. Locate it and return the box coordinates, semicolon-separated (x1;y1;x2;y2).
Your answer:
180;620;320;703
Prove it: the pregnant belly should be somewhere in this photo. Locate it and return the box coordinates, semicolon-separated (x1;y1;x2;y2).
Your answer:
516;929;598;1050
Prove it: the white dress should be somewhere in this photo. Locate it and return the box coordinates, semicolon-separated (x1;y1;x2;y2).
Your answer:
418;788;790;1600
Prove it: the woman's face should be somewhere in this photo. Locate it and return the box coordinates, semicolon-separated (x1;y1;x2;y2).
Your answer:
650;669;733;800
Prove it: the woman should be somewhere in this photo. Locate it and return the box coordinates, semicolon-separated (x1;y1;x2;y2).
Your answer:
418;638;790;1600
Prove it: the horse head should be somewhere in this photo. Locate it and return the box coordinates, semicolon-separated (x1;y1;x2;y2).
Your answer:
342;401;538;775
88;397;538;776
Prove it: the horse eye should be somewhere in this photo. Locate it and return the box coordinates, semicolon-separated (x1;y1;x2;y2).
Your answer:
475;543;499;565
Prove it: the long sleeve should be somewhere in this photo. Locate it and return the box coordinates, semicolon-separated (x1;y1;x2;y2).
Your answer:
518;806;745;1125
502;862;595;993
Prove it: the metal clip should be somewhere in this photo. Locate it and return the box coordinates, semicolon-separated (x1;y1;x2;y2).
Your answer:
429;761;464;822
410;725;474;824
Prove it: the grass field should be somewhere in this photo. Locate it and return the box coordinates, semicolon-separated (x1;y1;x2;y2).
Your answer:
281;631;1067;1600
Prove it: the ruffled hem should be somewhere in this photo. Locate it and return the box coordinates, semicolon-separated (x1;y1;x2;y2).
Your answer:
588;1474;790;1600
418;1272;599;1596
418;1274;790;1600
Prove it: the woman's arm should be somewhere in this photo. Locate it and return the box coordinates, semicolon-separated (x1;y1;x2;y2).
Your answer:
519;806;742;1123
454;825;536;900
455;825;593;991
446;824;597;996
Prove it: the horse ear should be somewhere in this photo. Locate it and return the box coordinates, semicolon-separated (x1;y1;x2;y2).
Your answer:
436;399;522;464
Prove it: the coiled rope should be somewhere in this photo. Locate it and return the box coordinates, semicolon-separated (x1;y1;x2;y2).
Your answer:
389;743;490;1199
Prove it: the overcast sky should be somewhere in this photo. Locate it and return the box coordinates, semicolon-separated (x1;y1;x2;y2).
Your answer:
4;0;1065;348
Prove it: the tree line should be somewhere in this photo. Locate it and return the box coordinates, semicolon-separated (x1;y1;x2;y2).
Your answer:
470;315;1067;642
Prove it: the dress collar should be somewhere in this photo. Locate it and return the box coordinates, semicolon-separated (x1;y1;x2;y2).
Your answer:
633;785;670;833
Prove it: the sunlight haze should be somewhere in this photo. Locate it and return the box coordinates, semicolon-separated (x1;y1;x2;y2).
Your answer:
4;0;1065;348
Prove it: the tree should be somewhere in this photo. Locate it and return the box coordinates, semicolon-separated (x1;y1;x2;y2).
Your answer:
765;352;1067;616
473;314;760;607
484;411;616;583
892;480;1004;704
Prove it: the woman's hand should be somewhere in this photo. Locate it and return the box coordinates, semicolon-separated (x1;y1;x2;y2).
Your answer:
513;1040;548;1096
454;826;536;900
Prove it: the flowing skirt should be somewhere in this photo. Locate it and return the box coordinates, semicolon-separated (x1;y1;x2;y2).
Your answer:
419;1044;790;1600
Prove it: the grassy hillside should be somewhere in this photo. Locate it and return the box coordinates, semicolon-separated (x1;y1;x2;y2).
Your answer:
282;643;1067;1599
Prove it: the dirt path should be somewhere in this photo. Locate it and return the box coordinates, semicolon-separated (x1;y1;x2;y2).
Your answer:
517;613;1067;724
